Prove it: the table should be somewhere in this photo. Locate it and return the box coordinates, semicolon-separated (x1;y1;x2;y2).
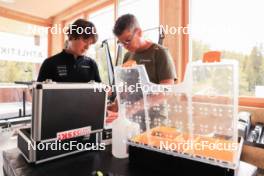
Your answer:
2;146;257;176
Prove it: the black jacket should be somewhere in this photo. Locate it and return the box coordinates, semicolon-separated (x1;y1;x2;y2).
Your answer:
37;50;101;83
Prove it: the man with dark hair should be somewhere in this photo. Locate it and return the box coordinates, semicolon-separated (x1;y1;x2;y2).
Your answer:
106;14;177;123
37;19;101;83
113;14;176;84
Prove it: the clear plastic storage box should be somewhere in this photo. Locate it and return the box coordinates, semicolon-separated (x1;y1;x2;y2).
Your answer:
114;60;241;171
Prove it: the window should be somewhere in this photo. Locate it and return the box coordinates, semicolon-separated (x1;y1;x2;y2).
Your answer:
88;5;115;84
117;0;160;64
118;0;160;42
60;0;160;85
0;17;47;83
191;0;264;98
0;17;48;118
0;32;47;83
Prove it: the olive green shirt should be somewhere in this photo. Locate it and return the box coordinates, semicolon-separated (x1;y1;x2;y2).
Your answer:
123;43;177;84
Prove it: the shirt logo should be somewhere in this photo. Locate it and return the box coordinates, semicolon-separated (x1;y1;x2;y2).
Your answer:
81;65;90;69
140;59;151;63
57;65;67;77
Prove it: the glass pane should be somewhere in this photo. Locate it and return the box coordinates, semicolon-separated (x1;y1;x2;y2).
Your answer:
191;0;264;97
88;5;115;84
117;0;160;64
0;17;47;119
118;0;159;31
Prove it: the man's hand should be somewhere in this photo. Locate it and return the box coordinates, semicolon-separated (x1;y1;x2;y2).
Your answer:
122;60;137;67
159;79;175;84
106;110;118;123
107;99;118;112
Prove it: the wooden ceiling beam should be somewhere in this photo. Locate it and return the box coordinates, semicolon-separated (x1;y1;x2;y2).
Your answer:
53;0;111;22
0;6;52;27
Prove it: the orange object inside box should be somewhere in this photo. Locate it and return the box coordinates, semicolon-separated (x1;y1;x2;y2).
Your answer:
131;126;237;163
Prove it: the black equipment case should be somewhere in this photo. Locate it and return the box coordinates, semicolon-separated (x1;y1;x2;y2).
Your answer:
17;82;107;164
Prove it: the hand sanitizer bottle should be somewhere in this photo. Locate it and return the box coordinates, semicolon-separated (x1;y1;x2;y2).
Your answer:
112;104;129;158
112;104;140;158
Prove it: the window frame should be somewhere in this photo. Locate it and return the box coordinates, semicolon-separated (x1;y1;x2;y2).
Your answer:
61;0;264;108
3;0;260;107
